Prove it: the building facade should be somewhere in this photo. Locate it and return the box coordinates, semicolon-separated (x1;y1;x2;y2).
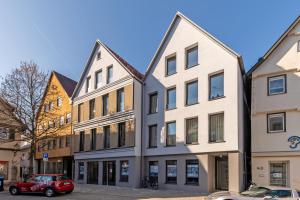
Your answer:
249;16;300;190
72;40;143;187
142;12;247;193
35;71;77;178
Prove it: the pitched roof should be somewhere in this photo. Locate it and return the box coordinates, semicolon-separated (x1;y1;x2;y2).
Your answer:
72;40;144;99
53;71;77;97
144;11;245;78
247;16;300;75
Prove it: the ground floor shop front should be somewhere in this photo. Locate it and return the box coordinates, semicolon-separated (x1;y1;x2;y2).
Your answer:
252;152;300;190
37;156;73;178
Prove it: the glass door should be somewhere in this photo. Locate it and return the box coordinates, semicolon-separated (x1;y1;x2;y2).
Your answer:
103;161;116;186
215;156;228;190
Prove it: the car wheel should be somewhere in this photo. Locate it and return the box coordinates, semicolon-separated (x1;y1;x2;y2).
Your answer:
9;186;19;195
65;189;73;194
45;188;55;197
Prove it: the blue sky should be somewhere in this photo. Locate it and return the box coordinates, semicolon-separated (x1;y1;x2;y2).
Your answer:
0;0;300;81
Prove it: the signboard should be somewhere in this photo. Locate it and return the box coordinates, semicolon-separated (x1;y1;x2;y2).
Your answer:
167;165;177;177
43;153;48;162
187;164;199;178
288;136;300;149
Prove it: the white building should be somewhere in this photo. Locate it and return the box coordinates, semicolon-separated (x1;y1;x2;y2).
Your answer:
142;12;247;193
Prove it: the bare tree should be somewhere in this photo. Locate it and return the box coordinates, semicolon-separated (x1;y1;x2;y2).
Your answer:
0;61;65;172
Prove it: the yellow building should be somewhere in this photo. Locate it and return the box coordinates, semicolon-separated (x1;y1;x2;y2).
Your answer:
35;71;77;177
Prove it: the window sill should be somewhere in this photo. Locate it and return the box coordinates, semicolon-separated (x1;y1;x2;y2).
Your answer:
147;146;158;149
208;140;225;144
165;72;177;77
267;130;286;134
267;91;286;96
165;182;177;185
185;143;199;146
185;183;199;186
148;112;158;115
166;107;177;111
165;145;176;147
185;63;199;69
209;96;225;101
185;102;199;107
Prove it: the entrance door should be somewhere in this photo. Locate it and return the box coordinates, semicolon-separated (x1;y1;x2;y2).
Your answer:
87;161;99;184
103;161;116;186
215;156;228;190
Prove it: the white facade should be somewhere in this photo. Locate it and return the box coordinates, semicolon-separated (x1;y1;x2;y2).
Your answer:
142;12;246;193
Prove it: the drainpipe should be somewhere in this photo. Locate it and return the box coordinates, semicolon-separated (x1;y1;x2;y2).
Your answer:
139;82;144;187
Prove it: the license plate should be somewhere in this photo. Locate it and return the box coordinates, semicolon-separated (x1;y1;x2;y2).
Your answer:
64;182;70;185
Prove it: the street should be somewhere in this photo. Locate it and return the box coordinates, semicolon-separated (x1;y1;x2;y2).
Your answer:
0;184;207;200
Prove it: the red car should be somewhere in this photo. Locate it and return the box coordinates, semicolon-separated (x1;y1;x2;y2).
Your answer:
9;174;74;197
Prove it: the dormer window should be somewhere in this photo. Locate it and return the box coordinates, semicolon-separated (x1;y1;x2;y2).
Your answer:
297;40;300;52
97;51;101;60
86;76;91;93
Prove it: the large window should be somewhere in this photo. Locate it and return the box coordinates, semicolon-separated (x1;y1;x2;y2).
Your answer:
117;88;125;112
149;125;157;148
186;46;198;69
166;160;177;184
186;160;199;185
95;70;102;89
149;92;158;114
102;94;109;116
78;162;84;180
209;113;224;142
86;76;91;93
166;87;176;110
104;126;110;149
186;80;198;106
79;131;85;152
210;73;224;100
166;56;176;76
107;66;113;84
270;162;289;187
78;103;83;123
91;128;97;151
118;122;126;147
89;99;95;119
120;160;129;182
166;121;176;146
267;113;285;133
186;117;198;144
268;75;286;95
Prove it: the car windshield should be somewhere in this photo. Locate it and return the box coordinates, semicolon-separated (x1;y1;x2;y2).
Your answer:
241;187;270;197
56;175;70;181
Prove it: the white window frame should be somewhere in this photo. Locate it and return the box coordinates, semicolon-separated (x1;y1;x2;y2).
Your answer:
268;75;286;95
60;116;65;126
95;70;103;89
57;96;62;107
267;113;285;133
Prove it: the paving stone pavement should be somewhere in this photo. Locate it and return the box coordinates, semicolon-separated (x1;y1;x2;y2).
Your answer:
0;184;208;200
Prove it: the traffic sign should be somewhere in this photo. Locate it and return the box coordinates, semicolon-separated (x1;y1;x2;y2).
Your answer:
43;153;48;162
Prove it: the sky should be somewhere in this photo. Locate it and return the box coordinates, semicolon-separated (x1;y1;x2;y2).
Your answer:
0;0;300;81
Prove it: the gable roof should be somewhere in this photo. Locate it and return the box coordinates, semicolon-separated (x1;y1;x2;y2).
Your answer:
144;11;245;78
72;40;144;99
53;71;77;97
247;16;300;75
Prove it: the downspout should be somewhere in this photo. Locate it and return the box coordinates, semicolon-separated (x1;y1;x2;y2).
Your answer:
139;81;144;187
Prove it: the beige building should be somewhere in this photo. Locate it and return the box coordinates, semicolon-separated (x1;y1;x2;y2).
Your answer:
249;16;300;189
143;12;248;193
72;40;143;187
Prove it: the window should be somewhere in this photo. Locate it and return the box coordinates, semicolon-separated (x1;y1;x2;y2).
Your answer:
117;88;125;112
89;98;95;119
270;162;289;187
53;139;57;149
78;103;83;123
78;162;84;180
210;73;224;100
118;122;126;147
120;160;129;182
49;101;54;110
186;80;198;105
186;160;199;185
166;121;176;146
166;160;177;184
48;140;52;150
57;96;62;107
79;131;85;151
268;75;286;95
186;117;198;144
104;126;110;149
59;137;64;148
149;125;157;148
91;128;96;151
166;87;176;110
97;51;101;60
166;56;176;76
66;136;71;147
60;116;64;126
102;94;109;116
86;76;91;93
44;104;49;112
107;66;113;84
95;70;102;89
149;92;158;114
48;121;54;129
298;40;300;52
268;113;285;133
209;113;224;142
186;46;198;68
149;161;158;181
66;113;71;124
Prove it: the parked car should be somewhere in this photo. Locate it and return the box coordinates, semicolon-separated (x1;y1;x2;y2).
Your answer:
9;174;74;197
207;186;300;200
